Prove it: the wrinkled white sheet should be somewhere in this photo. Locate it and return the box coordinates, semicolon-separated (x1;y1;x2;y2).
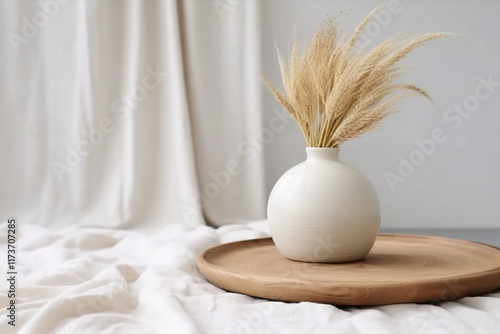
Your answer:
0;221;499;333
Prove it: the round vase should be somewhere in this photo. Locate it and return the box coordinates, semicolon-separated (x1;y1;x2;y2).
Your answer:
267;147;380;263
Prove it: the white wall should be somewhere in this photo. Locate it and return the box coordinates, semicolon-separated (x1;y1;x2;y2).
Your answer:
261;0;500;229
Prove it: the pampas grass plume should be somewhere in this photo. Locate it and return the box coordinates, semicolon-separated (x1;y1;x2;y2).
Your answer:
263;3;451;147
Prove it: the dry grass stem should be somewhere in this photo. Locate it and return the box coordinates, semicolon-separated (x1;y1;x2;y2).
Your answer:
263;3;451;147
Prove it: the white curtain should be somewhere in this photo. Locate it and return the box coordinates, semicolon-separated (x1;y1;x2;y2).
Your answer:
0;0;266;229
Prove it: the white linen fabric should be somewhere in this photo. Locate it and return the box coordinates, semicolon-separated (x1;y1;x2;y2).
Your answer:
0;220;499;333
0;0;265;229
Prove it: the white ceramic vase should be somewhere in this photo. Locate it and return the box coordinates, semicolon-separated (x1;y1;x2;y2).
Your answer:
267;147;380;263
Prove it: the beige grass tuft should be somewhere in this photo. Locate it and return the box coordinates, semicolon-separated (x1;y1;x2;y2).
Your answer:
263;4;451;147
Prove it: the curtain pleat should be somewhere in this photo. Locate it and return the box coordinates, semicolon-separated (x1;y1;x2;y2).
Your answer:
178;0;266;226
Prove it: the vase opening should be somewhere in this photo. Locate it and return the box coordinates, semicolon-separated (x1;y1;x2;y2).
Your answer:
306;147;340;161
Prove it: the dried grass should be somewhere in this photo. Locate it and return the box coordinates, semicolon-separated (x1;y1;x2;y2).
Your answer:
263;3;451;147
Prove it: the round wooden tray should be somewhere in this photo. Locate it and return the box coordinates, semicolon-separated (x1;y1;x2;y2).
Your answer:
197;234;500;306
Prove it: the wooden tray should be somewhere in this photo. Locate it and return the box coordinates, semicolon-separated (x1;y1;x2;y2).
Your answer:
197;234;500;306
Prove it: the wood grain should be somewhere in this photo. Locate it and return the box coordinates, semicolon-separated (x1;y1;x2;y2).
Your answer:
197;234;500;306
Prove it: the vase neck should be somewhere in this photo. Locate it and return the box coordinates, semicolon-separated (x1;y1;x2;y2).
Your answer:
306;147;340;162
